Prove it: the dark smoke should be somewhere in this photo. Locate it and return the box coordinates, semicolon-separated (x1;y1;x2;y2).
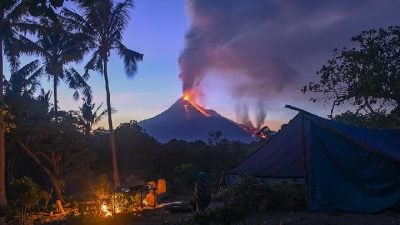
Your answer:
179;0;400;126
255;101;267;130
235;103;253;128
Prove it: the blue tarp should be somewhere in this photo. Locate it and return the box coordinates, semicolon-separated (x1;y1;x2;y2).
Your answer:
231;110;400;213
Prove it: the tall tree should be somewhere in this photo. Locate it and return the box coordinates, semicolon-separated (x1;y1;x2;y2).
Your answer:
63;0;143;187
3;60;41;182
302;26;400;116
0;0;32;207
21;18;91;121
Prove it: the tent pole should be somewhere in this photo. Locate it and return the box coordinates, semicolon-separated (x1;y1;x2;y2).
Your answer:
301;113;309;209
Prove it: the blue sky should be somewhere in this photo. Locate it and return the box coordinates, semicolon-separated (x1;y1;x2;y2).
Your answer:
4;0;400;131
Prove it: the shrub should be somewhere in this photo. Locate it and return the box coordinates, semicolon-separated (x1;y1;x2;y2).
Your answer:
8;177;49;223
264;181;306;210
225;175;268;214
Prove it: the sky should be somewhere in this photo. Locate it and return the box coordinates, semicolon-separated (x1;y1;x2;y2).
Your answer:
4;0;400;131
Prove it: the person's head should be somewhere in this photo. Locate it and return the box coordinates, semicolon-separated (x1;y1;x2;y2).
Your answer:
197;172;208;181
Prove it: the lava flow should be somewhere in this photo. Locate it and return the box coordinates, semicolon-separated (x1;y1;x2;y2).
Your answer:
182;91;210;117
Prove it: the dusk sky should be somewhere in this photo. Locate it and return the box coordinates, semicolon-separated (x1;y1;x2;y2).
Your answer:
5;0;400;130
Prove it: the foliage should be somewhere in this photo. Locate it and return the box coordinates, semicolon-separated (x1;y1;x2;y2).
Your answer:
62;0;144;187
264;181;306;210
225;175;268;214
5;75;92;209
229;176;307;211
334;111;400;129
303;25;400;116
112;192;142;213
8;177;49;216
20;17;92;119
0;104;16;133
62;0;144;78
76;98;109;134
26;0;66;19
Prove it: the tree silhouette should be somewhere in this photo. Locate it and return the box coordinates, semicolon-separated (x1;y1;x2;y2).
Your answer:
303;26;400;116
0;0;38;207
63;0;143;187
21;18;91;121
78;97;109;135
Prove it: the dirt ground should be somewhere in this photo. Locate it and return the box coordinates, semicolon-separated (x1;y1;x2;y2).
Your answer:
46;209;400;225
134;210;400;225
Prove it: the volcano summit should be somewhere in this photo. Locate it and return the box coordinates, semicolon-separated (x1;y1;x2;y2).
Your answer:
139;98;256;143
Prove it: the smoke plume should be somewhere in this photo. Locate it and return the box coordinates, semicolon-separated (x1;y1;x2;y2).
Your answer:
179;0;400;128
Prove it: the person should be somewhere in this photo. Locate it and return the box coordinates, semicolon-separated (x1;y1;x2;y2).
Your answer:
190;172;211;212
216;171;227;198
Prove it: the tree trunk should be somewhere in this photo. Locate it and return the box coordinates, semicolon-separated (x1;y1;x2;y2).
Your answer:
53;77;58;122
103;59;121;187
50;177;65;214
0;37;8;207
19;143;65;214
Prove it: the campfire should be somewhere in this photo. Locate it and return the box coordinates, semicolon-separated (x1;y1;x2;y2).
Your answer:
100;203;112;217
93;179;167;217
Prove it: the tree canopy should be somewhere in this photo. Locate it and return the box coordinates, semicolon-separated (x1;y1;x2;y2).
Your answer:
303;25;400;117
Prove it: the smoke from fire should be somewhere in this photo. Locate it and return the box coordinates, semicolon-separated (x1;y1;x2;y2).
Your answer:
178;0;400;129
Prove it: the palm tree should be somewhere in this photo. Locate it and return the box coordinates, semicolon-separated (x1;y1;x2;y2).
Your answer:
21;18;92;121
63;0;143;187
78;97;109;134
4;60;43;98
4;60;42;182
0;0;34;207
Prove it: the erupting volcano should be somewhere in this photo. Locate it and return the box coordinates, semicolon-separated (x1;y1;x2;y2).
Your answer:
139;91;256;143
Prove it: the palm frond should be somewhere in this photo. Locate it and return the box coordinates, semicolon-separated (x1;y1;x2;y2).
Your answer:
5;1;29;21
8;60;43;96
60;7;95;40
64;67;93;101
84;50;103;75
94;108;108;124
110;0;132;36
117;43;143;77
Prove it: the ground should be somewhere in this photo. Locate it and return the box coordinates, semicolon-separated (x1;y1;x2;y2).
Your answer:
37;209;400;225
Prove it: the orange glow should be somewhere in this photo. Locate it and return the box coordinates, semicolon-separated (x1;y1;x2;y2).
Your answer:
100;203;112;217
183;90;210;117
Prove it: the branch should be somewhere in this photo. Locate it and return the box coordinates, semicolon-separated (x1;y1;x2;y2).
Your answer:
19;142;54;179
36;152;52;164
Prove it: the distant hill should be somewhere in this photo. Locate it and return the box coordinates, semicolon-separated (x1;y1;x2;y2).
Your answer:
139;98;256;143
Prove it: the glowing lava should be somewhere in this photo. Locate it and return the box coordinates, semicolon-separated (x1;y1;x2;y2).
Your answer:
183;91;210;117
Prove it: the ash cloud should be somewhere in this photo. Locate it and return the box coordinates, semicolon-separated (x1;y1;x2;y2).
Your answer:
236;103;253;128
179;0;400;127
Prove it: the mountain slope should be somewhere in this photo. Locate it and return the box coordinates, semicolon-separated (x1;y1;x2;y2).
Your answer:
139;98;255;143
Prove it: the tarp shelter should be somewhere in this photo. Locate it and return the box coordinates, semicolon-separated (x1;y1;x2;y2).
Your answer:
230;106;400;213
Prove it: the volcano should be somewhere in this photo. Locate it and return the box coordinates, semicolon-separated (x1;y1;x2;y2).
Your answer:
139;98;256;143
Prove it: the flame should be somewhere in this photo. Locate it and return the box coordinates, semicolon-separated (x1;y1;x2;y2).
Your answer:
100;203;112;217
183;91;210;117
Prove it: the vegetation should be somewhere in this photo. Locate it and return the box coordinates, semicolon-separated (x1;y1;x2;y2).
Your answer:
2;63;256;221
7;177;49;224
303;25;400;128
62;0;144;188
1;0;398;224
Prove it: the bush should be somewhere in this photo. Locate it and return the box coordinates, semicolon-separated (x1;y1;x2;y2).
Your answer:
264;181;306;210
225;175;268;214
8;177;49;213
225;175;306;211
7;177;49;223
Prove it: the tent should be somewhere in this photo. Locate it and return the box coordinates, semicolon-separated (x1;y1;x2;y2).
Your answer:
230;106;400;213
